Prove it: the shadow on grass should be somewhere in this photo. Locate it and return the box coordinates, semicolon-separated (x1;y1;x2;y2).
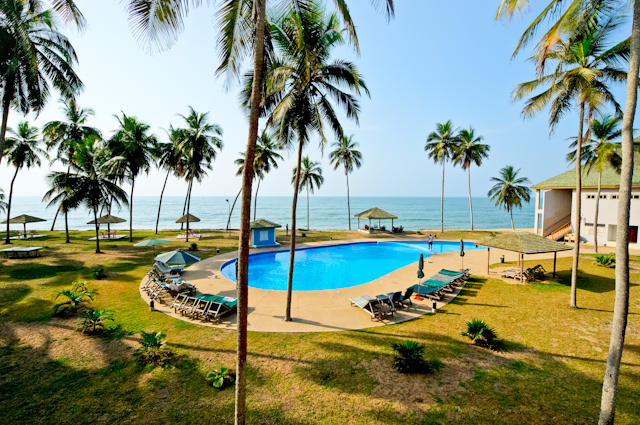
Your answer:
0;284;31;310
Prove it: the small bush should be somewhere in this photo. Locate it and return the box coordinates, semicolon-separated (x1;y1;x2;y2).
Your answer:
594;254;615;268
416;231;422;235
301;232;306;238
93;266;106;280
134;331;176;366
462;319;503;350
206;367;235;389
53;282;94;317
188;242;198;251
79;308;114;335
391;341;441;374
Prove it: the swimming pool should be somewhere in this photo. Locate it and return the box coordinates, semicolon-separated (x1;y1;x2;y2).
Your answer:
220;240;480;291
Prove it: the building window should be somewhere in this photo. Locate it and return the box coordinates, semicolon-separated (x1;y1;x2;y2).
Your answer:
599;194;607;199
586;194;595;199
612;194;619;199
633;194;640;200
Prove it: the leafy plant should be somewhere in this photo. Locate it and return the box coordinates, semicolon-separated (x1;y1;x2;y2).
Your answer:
71;279;89;292
301;232;306;238
188;242;198;251
462;319;502;350
53;289;94;316
391;341;441;374
79;309;114;335
206;367;235;389
594;254;615;268
134;331;175;366
92;266;106;280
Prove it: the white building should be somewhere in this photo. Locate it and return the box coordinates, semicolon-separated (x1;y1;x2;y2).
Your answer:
532;162;640;247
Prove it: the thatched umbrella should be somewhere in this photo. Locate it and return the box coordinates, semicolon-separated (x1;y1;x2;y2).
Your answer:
1;214;46;236
176;213;200;242
87;214;126;237
354;207;398;230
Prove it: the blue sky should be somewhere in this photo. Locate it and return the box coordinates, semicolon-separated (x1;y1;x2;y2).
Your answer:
0;0;633;198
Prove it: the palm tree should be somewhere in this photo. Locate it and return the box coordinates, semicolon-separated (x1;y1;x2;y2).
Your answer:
513;13;628;308
496;1;640;421
43;100;101;236
293;157;324;231
52;139;128;253
153;132;186;234
125;1;393;421
43;171;80;244
173;107;223;242
0;189;6;214
425;120;459;233
0;0;83;165
487;165;531;231
453;127;490;231
3;122;45;244
250;3;368;322
252;131;282;220
104;113;157;242
568;114;622;253
329;135;362;230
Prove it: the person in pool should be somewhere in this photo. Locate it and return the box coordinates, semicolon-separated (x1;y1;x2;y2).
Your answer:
428;234;433;250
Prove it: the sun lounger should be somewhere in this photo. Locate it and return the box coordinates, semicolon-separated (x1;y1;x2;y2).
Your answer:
439;268;470;278
154;261;184;275
375;294;397;315
199;294;238;322
349;296;392;320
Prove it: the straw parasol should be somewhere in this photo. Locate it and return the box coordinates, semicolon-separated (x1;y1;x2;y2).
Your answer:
2;214;46;235
175;213;200;223
478;232;572;279
87;214;126;225
155;249;200;265
354;207;398;229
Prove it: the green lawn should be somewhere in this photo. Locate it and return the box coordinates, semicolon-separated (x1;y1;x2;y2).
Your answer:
0;229;639;424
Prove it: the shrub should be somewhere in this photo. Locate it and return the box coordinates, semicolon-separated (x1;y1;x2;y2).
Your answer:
188;242;198;251
79;309;114;335
72;280;89;292
594;254;615;268
53;288;94;317
462;319;502;350
416;231;422;235
134;331;176;366
206;367;235;389
301;232;306;238
391;341;440;374
93;266;106;280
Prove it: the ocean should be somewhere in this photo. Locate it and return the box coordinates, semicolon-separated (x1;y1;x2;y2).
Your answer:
6;196;533;231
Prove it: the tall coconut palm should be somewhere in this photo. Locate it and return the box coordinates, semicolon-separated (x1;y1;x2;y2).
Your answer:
52;139;128;253
104;113;157;242
175;107;223;242
292;157;324;231
513;12;628;308
0;0;83;165
248;3;368;322
0;189;6;214
425;120;459;233
487;165;531;231
125;1;393;421
568;114;622;253
453;127;490;231
153;132;186;235
329;135;362;230
43;169;81;243
43;100;101;237
3;122;46;244
252;130;282;220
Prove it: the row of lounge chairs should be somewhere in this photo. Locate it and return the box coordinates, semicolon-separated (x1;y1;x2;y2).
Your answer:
500;264;545;282
411;268;470;300
350;287;414;321
171;293;238;322
142;277;196;299
349;268;470;320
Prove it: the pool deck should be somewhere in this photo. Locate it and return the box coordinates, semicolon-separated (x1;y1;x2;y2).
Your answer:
140;239;573;333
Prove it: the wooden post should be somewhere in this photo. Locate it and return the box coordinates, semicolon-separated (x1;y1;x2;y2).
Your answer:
553;251;557;278
487;248;490;275
521;253;525;282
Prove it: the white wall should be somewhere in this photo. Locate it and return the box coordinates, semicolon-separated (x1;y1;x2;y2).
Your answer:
575;189;640;244
542;189;572;236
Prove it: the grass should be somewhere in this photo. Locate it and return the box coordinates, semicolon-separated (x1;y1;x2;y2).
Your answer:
0;229;639;424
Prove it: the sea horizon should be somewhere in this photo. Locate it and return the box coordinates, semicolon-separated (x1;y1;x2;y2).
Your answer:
6;196;534;231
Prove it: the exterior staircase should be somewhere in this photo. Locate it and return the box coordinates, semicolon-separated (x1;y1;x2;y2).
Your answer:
546;220;572;241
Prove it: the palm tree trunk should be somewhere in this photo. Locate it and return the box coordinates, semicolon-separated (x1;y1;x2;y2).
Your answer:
93;206;101;254
51;205;61;231
510;210;514;231
253;178;261;221
235;1;266;423
129;178;135;242
155;170;170;234
595;172;601;254
107;195;113;237
440;159;445;233
307;185;310;231
227;187;241;231
64;210;70;243
467;167;473;230
286;137;304;322
186;179;193;243
180;187;188;231
570;100;585;308
5;167;19;244
599;2;640;422
346;170;351;230
0;98;10;165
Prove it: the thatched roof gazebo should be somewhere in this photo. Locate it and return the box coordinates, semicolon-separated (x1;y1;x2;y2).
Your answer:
2;214;46;236
175;213;200;224
87;214;126;225
354;207;398;230
478;232;572;278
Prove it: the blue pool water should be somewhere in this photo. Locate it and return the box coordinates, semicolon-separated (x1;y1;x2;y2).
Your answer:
220;241;481;291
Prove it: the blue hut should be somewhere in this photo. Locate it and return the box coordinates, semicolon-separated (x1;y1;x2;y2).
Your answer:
250;219;281;248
